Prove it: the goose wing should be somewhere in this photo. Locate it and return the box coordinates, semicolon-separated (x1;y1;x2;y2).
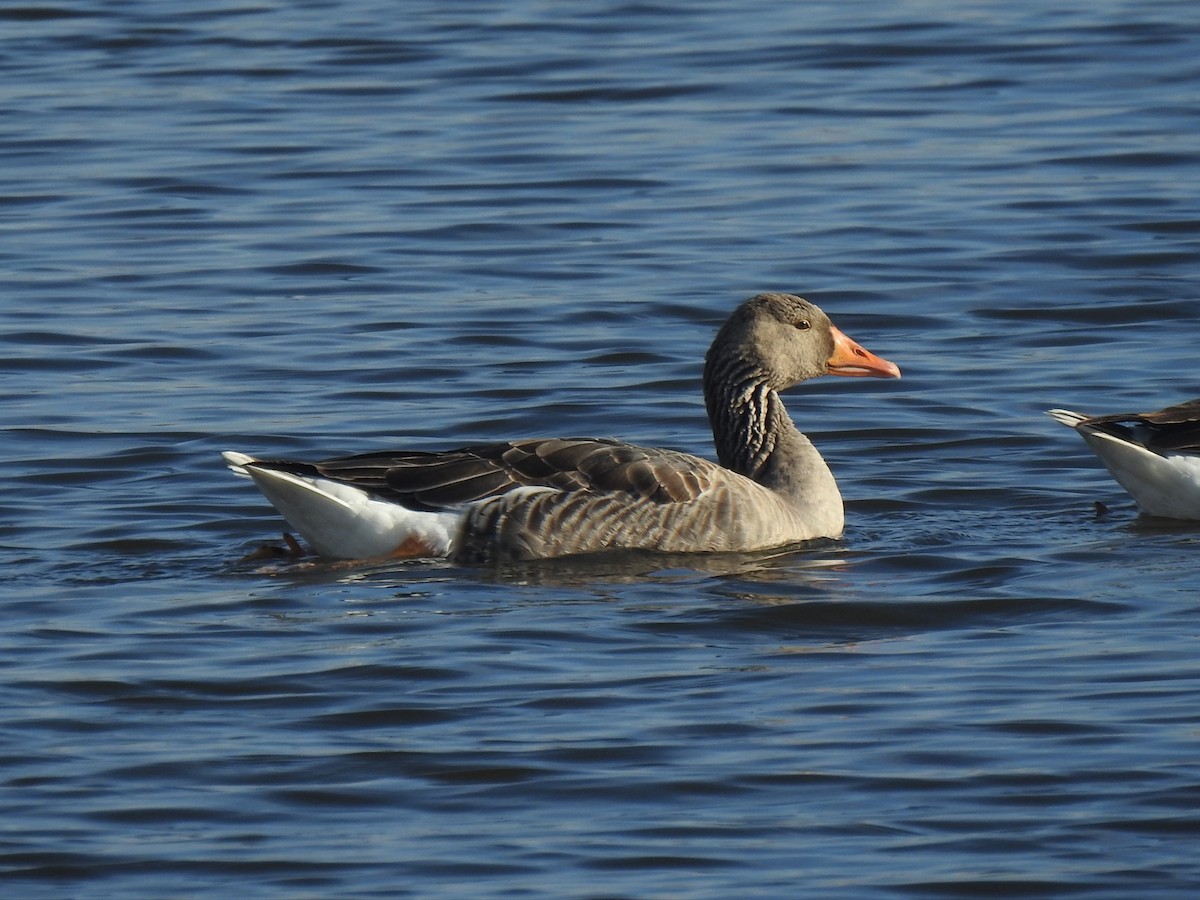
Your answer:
251;438;724;512
1078;398;1200;452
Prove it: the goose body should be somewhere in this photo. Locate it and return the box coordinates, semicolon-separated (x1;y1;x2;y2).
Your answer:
225;293;901;562
1047;400;1200;520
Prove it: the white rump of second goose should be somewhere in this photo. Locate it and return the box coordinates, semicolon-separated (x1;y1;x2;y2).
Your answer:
1048;399;1200;520
224;292;901;561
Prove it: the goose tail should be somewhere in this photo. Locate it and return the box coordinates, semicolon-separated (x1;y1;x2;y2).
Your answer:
221;451;458;559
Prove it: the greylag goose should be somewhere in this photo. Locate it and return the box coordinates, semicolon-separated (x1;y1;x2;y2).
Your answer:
224;293;901;562
1048;399;1200;519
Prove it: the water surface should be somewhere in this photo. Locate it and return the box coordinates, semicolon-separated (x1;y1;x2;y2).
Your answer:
3;1;1200;897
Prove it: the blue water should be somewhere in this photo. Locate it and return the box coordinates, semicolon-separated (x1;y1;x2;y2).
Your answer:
3;1;1200;897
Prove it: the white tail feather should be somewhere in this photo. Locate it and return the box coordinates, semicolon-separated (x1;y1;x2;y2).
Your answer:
223;451;458;558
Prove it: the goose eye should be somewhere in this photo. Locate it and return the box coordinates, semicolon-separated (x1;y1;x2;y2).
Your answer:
794;320;811;331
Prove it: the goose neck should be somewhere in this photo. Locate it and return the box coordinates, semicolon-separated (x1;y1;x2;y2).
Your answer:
704;364;793;481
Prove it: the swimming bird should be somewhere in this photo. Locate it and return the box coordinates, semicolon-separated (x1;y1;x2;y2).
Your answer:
1047;399;1200;520
224;293;901;562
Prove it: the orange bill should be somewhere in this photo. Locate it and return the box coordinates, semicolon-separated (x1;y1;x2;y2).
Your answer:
826;325;902;379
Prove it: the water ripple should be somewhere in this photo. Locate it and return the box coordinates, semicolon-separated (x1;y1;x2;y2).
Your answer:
3;1;1200;897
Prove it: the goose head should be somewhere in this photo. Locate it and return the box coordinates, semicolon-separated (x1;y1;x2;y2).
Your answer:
707;292;901;389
